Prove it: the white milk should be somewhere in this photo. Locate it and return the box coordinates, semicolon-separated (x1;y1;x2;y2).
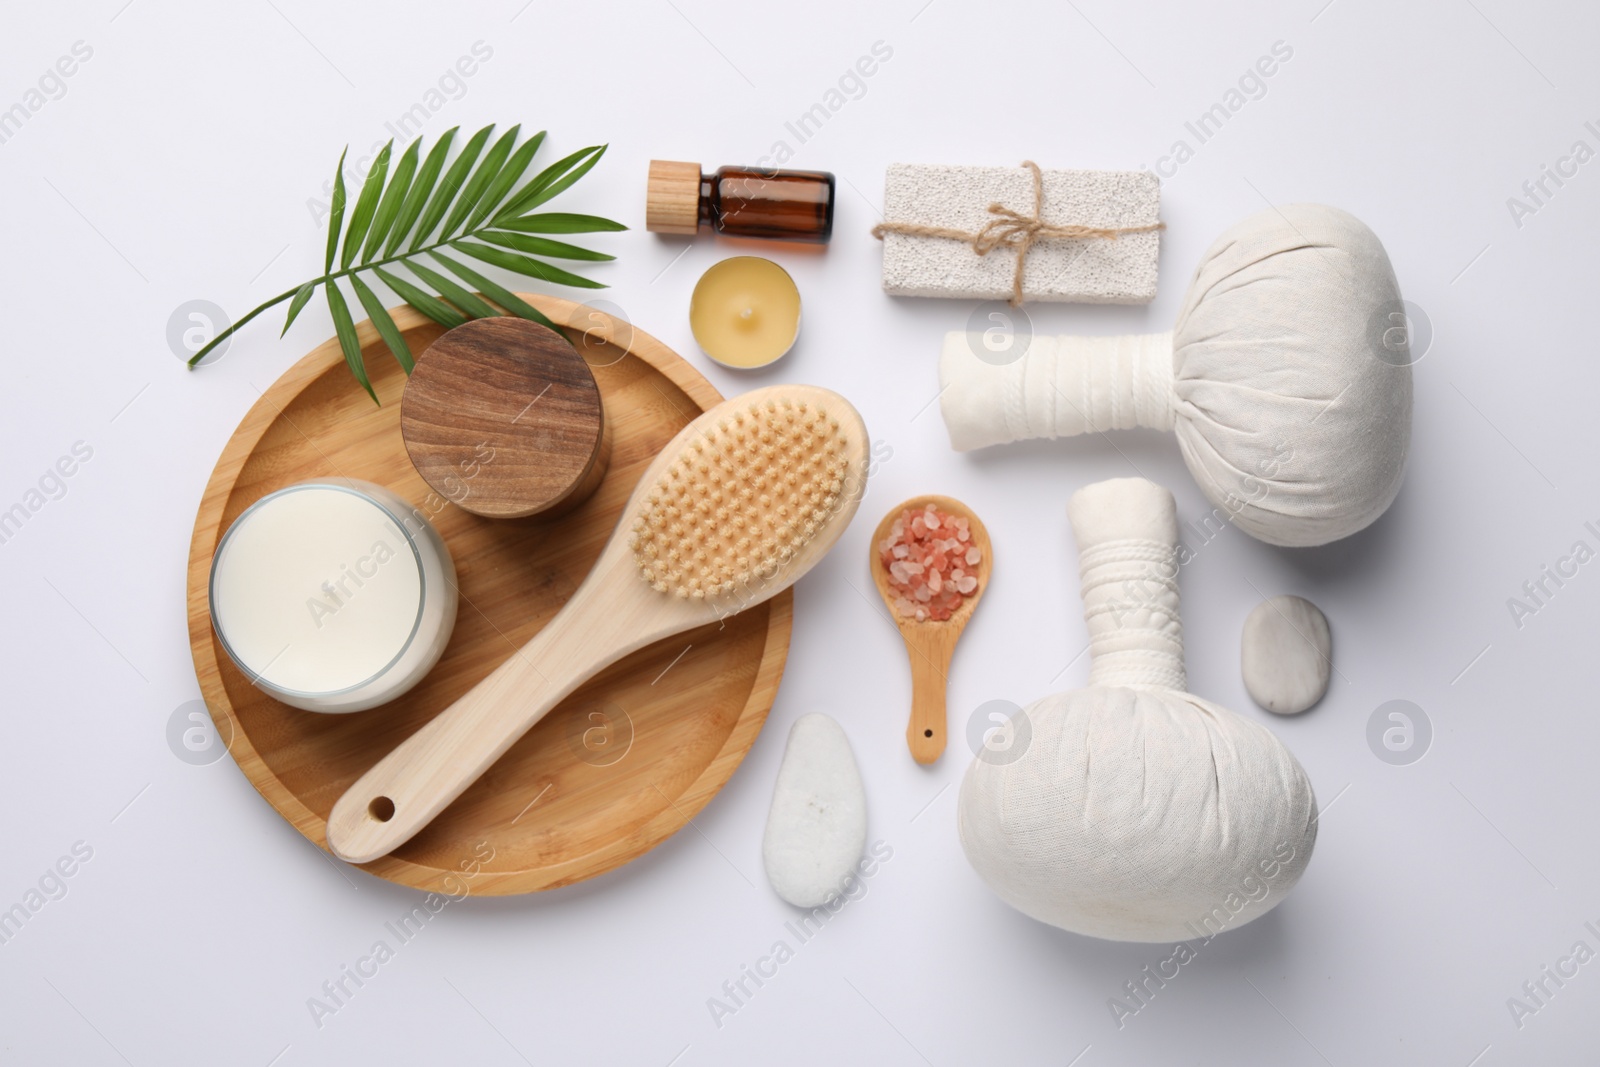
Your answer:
209;480;458;712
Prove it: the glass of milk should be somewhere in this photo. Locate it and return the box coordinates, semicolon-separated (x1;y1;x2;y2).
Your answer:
208;479;459;712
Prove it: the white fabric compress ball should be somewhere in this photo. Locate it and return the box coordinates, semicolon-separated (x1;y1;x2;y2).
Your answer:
940;204;1413;547
958;478;1317;942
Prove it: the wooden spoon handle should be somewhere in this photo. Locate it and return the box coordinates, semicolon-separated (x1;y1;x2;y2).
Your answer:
905;638;954;765
326;588;623;864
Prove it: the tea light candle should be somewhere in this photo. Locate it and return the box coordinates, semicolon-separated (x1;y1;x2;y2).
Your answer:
208;479;458;713
689;256;801;369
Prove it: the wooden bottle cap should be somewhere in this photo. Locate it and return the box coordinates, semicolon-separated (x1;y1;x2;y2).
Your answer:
646;160;704;236
401;318;608;520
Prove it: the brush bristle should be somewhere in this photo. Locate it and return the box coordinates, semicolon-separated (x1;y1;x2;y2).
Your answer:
629;397;851;599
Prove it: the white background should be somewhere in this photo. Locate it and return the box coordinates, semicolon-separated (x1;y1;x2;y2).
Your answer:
2;0;1598;1063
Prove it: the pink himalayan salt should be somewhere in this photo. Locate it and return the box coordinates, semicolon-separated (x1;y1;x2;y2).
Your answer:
877;504;983;621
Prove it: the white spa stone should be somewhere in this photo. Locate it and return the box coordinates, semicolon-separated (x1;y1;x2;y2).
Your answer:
1241;595;1332;715
762;714;867;908
879;163;1160;303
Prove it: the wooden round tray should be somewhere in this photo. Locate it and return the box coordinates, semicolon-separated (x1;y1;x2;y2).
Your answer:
186;295;791;895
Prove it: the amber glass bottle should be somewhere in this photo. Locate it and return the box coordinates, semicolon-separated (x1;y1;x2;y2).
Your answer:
647;160;835;243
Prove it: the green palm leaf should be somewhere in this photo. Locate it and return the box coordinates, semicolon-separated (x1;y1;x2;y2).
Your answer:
463;130;545;233
325;280;375;403
362;137;420;262
324;148;348;273
429;252;564;335
383;127;457;257
477;231;614;261
410;124;494;252
450;240;606;289
349;273;413;374
188;123;623;401
281;281;317;336
404;259;502;320
495;145;607;221
439;124;520;241
494;212;627;234
339;140;391;269
373;267;465;329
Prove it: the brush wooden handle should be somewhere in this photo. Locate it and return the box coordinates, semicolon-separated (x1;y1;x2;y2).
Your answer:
326;560;644;863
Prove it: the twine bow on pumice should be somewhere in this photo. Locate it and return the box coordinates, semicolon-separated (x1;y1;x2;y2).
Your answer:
870;160;1166;306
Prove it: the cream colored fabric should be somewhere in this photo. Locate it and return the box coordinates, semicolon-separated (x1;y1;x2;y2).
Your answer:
940;331;1175;447
958;478;1317;943
1072;475;1186;692
939;204;1413;547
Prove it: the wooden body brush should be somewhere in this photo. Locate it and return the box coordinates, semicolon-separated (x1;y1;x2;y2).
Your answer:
327;385;869;863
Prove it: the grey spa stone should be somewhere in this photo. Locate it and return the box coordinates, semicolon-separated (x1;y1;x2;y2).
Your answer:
1241;595;1332;715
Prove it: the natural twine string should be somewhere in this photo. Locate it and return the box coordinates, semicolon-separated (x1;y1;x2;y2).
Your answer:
870;160;1166;306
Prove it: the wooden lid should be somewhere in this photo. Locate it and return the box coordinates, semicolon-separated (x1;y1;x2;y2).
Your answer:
401;318;606;520
646;160;703;236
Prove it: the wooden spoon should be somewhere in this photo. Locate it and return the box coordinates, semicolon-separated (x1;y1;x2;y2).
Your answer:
327;385;870;863
869;495;991;765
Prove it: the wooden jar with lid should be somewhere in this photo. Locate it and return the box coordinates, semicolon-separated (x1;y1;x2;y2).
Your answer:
400;318;609;520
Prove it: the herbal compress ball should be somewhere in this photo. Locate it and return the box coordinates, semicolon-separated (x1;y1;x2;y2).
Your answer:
957;478;1318;943
939;204;1413;547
